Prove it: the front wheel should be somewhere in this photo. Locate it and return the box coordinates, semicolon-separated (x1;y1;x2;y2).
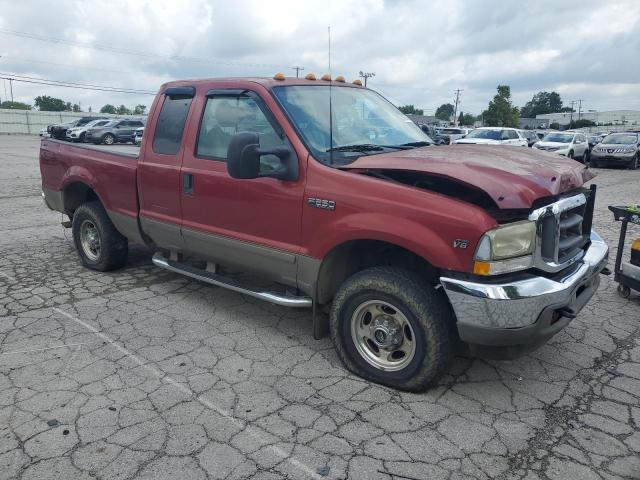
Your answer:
568;150;574;160
581;150;588;163
330;267;453;391
629;154;639;170
72;202;128;271
102;133;115;145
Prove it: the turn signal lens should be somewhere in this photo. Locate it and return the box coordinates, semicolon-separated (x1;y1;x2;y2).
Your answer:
473;261;491;276
632;238;640;250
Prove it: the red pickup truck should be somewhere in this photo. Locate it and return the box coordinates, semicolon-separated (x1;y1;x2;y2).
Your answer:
40;75;608;391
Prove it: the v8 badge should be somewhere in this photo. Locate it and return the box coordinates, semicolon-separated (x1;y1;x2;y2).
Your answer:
453;239;469;249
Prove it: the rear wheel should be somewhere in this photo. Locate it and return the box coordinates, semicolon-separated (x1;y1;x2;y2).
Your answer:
72;202;128;271
581;150;588;163
629;154;639;170
330;267;453;391
103;133;115;145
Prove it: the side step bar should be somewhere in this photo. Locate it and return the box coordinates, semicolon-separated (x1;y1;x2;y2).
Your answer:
152;252;312;308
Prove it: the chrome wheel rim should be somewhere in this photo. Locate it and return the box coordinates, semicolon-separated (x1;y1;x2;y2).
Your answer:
80;220;101;261
350;300;416;372
104;135;114;145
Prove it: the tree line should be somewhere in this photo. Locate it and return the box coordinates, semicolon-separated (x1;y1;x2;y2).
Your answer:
0;95;146;115
398;87;595;128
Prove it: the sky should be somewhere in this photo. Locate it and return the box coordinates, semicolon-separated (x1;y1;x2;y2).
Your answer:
0;0;639;116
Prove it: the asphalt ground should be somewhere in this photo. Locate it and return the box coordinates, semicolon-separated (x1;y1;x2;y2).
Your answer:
1;135;639;480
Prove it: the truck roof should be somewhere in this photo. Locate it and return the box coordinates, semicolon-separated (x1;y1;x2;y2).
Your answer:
160;76;365;91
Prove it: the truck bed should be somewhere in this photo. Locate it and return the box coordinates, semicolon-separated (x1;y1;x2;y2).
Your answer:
40;138;140;220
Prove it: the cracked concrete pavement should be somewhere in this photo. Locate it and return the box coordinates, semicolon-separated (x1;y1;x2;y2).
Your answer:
1;135;639;479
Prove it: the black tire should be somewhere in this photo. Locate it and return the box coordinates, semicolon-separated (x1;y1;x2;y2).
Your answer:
71;201;128;271
102;133;115;145
581;150;588;163
79;132;86;143
629;154;639;170
568;150;574;160
330;267;454;391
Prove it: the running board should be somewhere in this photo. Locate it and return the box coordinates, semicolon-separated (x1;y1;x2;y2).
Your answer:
152;252;312;308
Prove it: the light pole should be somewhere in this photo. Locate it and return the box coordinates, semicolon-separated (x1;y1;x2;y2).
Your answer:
358;71;375;88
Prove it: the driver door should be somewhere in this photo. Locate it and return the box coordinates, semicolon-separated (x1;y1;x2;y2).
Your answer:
179;90;306;286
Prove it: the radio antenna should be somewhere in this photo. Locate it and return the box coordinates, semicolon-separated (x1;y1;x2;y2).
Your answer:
328;26;334;165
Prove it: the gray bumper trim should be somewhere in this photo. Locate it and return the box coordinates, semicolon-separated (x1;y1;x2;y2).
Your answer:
440;231;608;330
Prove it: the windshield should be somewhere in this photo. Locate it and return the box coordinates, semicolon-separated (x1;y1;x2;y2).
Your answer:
465;129;503;140
272;85;431;163
441;128;463;134
602;134;637;145
542;133;573;143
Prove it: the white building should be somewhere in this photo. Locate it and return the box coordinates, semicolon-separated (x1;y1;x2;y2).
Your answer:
535;110;640;128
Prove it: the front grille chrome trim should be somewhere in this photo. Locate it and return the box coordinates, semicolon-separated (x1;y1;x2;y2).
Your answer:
528;193;588;273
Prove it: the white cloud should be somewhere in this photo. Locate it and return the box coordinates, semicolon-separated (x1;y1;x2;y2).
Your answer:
0;0;638;114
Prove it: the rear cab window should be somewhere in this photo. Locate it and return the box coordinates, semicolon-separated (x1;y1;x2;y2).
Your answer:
152;87;195;155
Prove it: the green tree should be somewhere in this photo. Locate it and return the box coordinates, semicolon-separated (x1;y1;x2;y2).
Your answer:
34;95;69;111
435;103;454;121
0;100;31;110
520;91;564;118
133;104;147;115
550;122;560;130
482;85;520;128
100;104;116;114
461;113;475;126
568;119;596;129
457;111;464;125
72;104;81;112
116;104;131;115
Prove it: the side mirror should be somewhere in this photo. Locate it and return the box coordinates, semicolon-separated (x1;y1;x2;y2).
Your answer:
226;132;298;181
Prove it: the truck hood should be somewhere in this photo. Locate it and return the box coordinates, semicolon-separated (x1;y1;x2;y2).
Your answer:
341;145;594;209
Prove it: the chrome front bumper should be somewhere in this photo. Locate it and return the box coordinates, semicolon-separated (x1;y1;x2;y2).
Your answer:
440;231;608;347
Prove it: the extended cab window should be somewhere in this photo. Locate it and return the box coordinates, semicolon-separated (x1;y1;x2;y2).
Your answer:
153;94;193;155
197;96;284;161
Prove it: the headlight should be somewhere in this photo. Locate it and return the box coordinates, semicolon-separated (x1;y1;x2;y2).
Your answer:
473;220;536;275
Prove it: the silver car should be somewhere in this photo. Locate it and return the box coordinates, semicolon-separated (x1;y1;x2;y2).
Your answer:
533;131;589;163
589;132;639;169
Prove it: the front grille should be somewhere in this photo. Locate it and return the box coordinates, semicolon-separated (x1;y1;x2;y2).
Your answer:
531;187;595;272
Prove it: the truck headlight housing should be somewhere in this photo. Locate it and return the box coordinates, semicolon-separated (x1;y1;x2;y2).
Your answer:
473;220;536;275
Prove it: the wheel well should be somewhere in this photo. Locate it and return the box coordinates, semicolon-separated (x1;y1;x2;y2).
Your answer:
316;240;437;305
63;182;99;215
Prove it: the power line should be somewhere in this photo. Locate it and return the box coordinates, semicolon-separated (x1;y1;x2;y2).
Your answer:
0;72;155;94
0;73;156;95
0;28;299;71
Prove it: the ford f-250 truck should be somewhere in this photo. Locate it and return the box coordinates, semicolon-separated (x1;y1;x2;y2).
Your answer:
40;75;609;391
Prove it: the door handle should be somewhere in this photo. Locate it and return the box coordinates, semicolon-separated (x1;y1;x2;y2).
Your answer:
182;173;194;195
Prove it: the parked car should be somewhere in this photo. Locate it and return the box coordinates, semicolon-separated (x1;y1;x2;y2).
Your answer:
418;124;446;145
39;127;49;137
47;116;105;140
85;119;145;145
66;119;112;143
134;127;144;146
453;127;528;146
520;129;539;147
437;127;471;144
589;132;639;169
40;76;607;391
533;131;589;162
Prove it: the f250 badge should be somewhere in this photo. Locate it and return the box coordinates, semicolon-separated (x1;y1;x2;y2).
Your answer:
453;239;469;249
307;197;336;211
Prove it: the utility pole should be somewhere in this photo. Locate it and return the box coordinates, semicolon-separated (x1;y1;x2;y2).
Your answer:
569;100;576;126
453;89;462;126
293;66;304;78
358;71;375;88
577;99;583;121
8;77;13;105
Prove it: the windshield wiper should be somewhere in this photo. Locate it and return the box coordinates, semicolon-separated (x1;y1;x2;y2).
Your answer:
326;143;426;153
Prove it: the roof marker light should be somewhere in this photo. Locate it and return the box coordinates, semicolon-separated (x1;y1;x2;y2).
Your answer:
321;74;331;81
352;79;363;86
305;73;316;80
334;75;345;83
273;73;286;80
